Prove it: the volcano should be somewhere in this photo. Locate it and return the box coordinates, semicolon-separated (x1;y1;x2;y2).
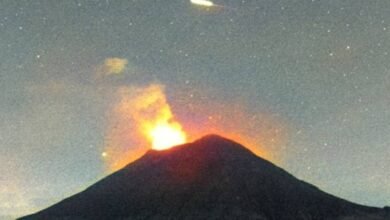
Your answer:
20;135;389;219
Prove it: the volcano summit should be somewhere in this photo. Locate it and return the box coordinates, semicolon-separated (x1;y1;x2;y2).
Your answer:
20;135;389;219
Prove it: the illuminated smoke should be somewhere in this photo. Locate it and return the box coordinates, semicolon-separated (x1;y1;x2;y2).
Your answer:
103;58;128;75
103;83;186;171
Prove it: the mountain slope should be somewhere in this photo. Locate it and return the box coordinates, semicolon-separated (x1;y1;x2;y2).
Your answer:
20;135;389;220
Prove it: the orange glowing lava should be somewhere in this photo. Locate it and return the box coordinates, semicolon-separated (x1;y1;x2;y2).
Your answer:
149;122;186;150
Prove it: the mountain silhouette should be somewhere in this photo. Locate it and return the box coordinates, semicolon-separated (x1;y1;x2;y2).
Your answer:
20;135;389;220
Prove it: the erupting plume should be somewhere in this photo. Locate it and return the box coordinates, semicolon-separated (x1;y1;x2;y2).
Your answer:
104;84;187;170
128;84;187;150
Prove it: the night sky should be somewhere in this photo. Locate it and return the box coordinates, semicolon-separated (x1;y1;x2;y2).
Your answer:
1;0;389;218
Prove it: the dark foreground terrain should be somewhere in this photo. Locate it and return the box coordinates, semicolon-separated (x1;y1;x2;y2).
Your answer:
20;135;389;219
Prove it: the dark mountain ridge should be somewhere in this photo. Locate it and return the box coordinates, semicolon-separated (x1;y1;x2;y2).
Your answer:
20;135;389;219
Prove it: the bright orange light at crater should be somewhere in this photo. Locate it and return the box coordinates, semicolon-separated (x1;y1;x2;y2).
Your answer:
149;123;187;150
104;83;189;171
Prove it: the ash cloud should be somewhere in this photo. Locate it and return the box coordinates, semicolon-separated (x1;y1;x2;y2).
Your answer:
103;58;128;75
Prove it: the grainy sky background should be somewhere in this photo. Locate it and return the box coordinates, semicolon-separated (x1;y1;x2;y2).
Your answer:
1;0;389;218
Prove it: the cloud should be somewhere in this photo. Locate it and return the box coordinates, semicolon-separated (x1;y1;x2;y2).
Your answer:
103;57;128;75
